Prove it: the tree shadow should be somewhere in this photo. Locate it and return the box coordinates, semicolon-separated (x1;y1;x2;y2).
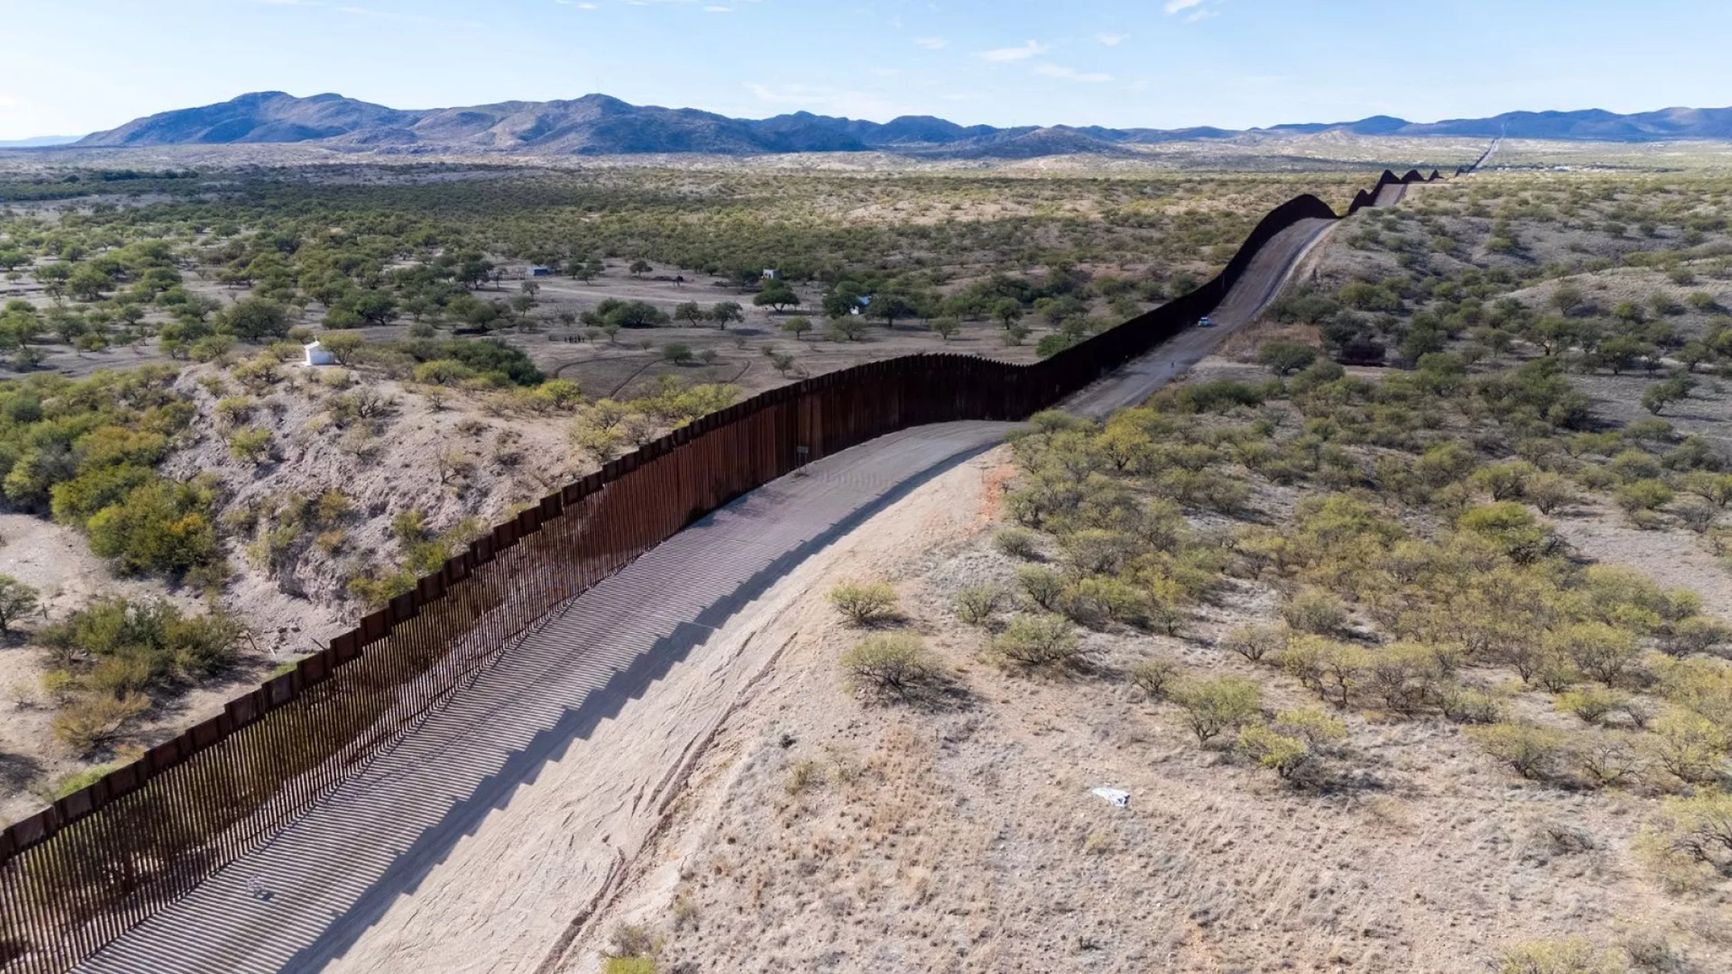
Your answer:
0;750;43;794
869;671;977;715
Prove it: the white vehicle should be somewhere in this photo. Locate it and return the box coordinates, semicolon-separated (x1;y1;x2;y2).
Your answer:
1197;315;1214;328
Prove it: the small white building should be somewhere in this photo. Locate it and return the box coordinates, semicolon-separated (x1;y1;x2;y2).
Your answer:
303;341;337;367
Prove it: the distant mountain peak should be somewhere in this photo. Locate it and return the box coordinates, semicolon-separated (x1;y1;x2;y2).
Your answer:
67;91;1732;157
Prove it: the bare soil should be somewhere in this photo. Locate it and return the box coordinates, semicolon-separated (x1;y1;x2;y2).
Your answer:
572;436;1721;974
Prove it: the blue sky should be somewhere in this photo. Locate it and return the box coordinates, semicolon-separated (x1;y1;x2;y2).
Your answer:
3;0;1731;139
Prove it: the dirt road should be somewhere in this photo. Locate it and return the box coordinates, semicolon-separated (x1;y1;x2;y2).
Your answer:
1062;216;1336;419
80;205;1352;974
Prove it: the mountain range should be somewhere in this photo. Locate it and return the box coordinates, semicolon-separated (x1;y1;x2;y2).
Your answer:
60;91;1732;158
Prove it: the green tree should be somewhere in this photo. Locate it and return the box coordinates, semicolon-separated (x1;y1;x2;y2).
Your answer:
317;331;365;364
216;297;290;343
1642;375;1694;415
753;281;800;312
35;262;71;299
709;301;744;329
1173;676;1262;744
1257;341;1319;375
780;316;813;341
86;480;218;576
822;281;866;319
66;264;111;302
673;301;707;327
870;292;918;330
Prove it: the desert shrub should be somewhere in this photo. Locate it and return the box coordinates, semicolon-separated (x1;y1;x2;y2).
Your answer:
1641;792;1732;887
603;923;660;974
1470;722;1569;780
1281;587;1350;635
840;633;937;699
401;338;543;386
0;574;40;633
1363;642;1443;714
1645;708;1728;784
1614;479;1675;515
1574;732;1644;789
828;581;898;626
990;614;1081;669
41;595;241;690
1172;675;1262;744
1218;623;1286;663
1496;938;1625;974
954;585;1007;626
1620;929;1689;974
1274;706;1348;750
1029;409;1089;435
1556;686;1628;725
1128;657;1178;701
1457;502;1556;563
1016;565;1065;611
1060;575;1147;628
412;359;477;385
1662;615;1731;657
1549;623;1641;686
51;691;149;754
213;395;255;426
1257;341;1318;376
1061;528;1132;574
1439;684;1505;725
1470;460;1537;502
1237;724;1311;780
1525;471;1577;514
227;426;273;464
994;527;1040;559
81;475;204;574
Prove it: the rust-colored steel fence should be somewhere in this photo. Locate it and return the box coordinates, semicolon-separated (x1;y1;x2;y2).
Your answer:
0;168;1443;972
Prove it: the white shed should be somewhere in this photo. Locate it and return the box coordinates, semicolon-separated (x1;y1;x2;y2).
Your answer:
303;341;337;367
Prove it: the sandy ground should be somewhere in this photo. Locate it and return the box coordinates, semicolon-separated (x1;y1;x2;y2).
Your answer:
0;515;283;821
567;454;1716;974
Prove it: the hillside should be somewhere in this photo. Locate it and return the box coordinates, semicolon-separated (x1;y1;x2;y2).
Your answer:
68;92;1732;158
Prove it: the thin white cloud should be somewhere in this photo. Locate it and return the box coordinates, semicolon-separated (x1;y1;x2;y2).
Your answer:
1095;32;1128;46
1164;0;1222;20
554;0;600;7
977;40;1049;62
1035;63;1113;84
913;36;948;50
704;4;732;9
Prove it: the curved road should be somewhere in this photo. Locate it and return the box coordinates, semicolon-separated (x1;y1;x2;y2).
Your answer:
80;209;1344;974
